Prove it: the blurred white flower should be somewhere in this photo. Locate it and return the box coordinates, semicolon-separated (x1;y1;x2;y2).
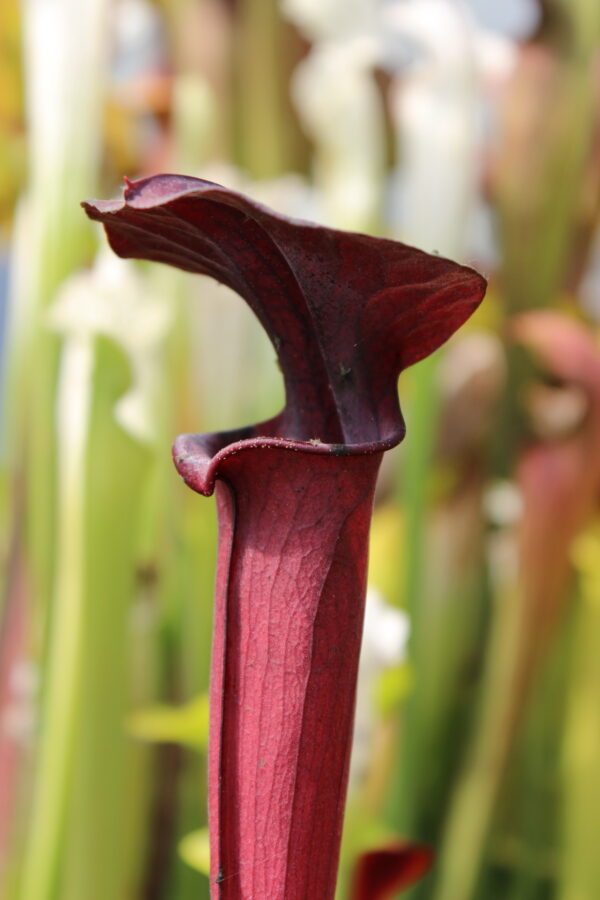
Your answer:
23;0;108;203
351;588;410;783
290;39;386;229
111;0;167;86
281;0;378;42
282;0;385;229
48;250;171;444
465;0;540;41
484;479;523;528
384;0;484;257
283;0;519;249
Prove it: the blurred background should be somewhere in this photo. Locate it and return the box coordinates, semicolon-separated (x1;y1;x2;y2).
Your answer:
1;0;600;898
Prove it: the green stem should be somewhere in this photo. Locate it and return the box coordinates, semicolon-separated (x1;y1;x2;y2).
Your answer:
387;355;440;831
433;580;525;900
234;0;298;178
559;528;600;900
20;337;93;900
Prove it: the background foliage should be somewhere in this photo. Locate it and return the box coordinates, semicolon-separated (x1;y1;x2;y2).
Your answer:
1;1;600;898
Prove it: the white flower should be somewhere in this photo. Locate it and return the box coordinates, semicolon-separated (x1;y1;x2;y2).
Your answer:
48;249;171;443
351;588;410;783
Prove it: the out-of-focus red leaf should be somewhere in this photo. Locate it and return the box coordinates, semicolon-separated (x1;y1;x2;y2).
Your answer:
514;311;600;650
350;842;434;900
0;548;28;867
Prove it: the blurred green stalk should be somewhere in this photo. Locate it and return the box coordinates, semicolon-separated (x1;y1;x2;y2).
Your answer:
390;354;441;832
21;336;153;900
559;527;600;900
431;5;600;897
234;0;300;178
19;327;94;900
9;3;157;898
387;353;486;900
11;0;108;610
497;0;600;313
433;578;524;900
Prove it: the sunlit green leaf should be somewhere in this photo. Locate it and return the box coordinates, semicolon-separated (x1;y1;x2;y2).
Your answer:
128;694;209;750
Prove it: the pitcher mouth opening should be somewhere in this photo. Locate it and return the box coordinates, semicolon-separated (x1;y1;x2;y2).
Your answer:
172;415;401;498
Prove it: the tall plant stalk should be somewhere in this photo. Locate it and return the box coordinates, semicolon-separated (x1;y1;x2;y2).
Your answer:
10;2;109;897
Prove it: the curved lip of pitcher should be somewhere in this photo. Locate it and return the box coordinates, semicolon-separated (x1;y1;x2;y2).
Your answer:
172;413;400;497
